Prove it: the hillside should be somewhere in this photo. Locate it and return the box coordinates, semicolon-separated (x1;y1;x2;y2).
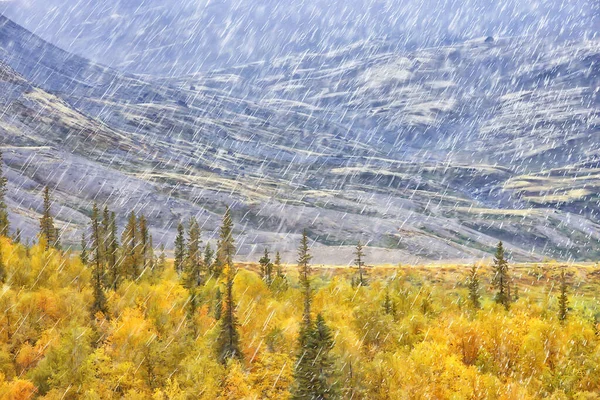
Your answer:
0;15;599;261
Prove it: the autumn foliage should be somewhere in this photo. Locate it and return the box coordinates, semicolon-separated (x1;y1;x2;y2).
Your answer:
0;234;599;398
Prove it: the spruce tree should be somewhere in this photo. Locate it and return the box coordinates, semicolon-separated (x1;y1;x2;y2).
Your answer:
259;248;273;285
12;229;21;244
107;212;119;290
121;211;140;280
203;243;214;277
80;232;89;265
467;265;481;309
185;217;202;287
354;240;367;286
157;244;167;272
558;270;569;322
90;203;108;318
139;214;150;273
491;241;510;310
215;208;242;364
275;251;284;278
382;290;393;315
297;229;313;332
0;150;9;236
214;287;222;320
174;222;186;274
292;314;339;400
214;207;234;277
39;186;59;250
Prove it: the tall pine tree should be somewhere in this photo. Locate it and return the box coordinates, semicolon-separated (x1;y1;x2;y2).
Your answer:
292;314;339;399
297;229;313;332
185;217;202;288
354;240;367;287
214;207;234;277
0;150;9;236
39;186;59;250
107;211;120;289
215;208;242;364
90;203;108;318
492;241;510;310
558;269;569;322
259;248;273;285
174;222;186;274
121;211;140;280
80;232;89;265
467;265;481;309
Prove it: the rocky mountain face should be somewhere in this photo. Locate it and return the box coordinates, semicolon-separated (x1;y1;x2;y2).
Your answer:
0;15;599;263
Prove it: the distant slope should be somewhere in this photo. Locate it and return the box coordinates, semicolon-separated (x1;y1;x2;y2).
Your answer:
0;15;599;262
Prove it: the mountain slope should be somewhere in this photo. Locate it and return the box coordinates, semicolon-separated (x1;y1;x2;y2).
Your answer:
0;15;599;262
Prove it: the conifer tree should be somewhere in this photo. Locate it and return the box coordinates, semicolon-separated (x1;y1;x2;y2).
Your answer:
382;290;393;315
90;203;108;318
12;228;21;244
39;186;59;250
80;232;89;265
121;211;140;280
216;209;242;364
259;248;273;285
157;244;167;272
214;287;222;320
274;251;284;278
139;214;150;272
297;229;313;333
203;243;214;277
354;240;367;286
558;269;569;322
467;265;481;309
492;241;510;310
174;222;186;274
0;150;9;236
185;217;202;287
292;314;339;400
107;211;119;289
100;206;111;263
214;207;234;277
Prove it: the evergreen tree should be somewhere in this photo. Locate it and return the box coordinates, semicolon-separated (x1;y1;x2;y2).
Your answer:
274;251;284;278
12;228;21;244
214;287;222;320
101;206;111;264
467;265;481;309
39;186;59;250
297;229;313;333
491;241;510;310
382;291;394;315
215;209;242;364
121;211;140;280
106;211;119;290
216;272;243;364
354;240;367;287
214;207;234;277
0;150;9;236
157;244;167;272
90;203;108;318
174;222;186;274
259;248;273;285
185;217;202;287
203;243;214;277
292;314;339;400
80;232;89;265
558;269;569;322
139;214;150;273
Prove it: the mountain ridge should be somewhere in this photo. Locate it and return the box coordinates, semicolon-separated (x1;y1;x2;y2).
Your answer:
0;15;599;263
